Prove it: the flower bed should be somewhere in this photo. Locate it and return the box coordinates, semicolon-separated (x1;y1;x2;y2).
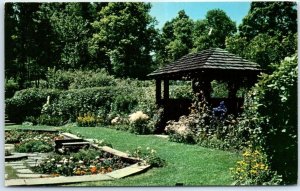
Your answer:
5;129;139;178
5;130;63;153
32;148;135;176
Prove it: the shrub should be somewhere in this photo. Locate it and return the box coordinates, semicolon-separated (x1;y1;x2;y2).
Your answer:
230;147;282;185
211;80;228;98
128;111;153;134
46;68;74;90
37;114;66;126
169;81;193;99
5;78;19;98
76;113;102;127
165;115;196;144
15;140;53;153
165;101;247;150
5;88;60;123
238;54;298;184
129;146;166;167
46;68;117;89
42;86;139;123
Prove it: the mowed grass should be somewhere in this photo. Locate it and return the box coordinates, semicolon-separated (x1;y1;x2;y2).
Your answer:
5;125;241;186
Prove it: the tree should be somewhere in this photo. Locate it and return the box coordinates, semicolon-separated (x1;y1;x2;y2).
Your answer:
39;3;93;70
89;2;158;79
156;10;194;66
193;9;236;51
239;2;297;41
5;3;47;88
226;2;297;71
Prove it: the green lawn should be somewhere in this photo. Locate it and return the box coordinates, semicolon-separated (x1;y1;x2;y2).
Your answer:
5;125;241;186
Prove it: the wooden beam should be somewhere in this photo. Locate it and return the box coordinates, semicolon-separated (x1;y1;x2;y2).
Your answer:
163;79;169;100
156;79;162;104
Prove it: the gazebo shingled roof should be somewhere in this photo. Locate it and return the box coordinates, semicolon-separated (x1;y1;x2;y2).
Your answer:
148;48;260;79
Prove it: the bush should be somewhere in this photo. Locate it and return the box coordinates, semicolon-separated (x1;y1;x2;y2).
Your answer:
5;78;19;98
238;54;298;184
46;68;117;90
5;88;60;123
37;114;66;126
128;111;153;134
169;81;193;99
165;115;197;144
129;146;166;167
76;113;102;127
165;101;247;150
42;86;142;123
230;147;282;185
15;140;53;153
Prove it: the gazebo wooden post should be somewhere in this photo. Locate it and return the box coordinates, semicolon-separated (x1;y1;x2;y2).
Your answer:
228;80;239;114
228;81;238;99
163;79;169;100
155;79;162;105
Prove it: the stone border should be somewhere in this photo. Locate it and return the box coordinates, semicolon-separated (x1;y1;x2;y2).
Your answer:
5;163;150;186
5;131;151;186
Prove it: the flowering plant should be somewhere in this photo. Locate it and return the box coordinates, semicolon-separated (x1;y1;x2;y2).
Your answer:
32;148;133;176
77;112;102;127
129;146;165;167
128;111;152;134
230;147;282;185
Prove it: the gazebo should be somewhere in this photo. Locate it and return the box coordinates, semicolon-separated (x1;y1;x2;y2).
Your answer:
148;48;261;131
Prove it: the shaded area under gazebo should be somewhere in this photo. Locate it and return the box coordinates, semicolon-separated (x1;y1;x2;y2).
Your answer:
148;48;261;132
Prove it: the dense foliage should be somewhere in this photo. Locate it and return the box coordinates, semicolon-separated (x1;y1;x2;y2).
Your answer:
242;54;297;184
226;2;297;71
5;88;60;123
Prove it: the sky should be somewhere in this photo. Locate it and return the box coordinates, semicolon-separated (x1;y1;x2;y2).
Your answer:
150;2;251;29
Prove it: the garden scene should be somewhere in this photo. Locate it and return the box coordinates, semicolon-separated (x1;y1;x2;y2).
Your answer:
4;1;297;186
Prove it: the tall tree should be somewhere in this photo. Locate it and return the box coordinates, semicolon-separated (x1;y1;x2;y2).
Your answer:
239;2;297;41
226;2;297;71
40;3;91;69
89;2;158;79
193;9;236;51
156;10;194;66
5;3;47;88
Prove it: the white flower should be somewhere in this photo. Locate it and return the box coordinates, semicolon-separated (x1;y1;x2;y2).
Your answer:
78;160;84;164
51;158;55;161
111;117;120;125
56;164;62;168
129;111;149;123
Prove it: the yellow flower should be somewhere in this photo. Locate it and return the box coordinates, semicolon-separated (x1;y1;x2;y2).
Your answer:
242;151;251;157
250;169;258;175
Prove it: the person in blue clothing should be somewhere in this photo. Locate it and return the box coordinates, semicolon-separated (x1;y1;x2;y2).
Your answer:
213;101;227;118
